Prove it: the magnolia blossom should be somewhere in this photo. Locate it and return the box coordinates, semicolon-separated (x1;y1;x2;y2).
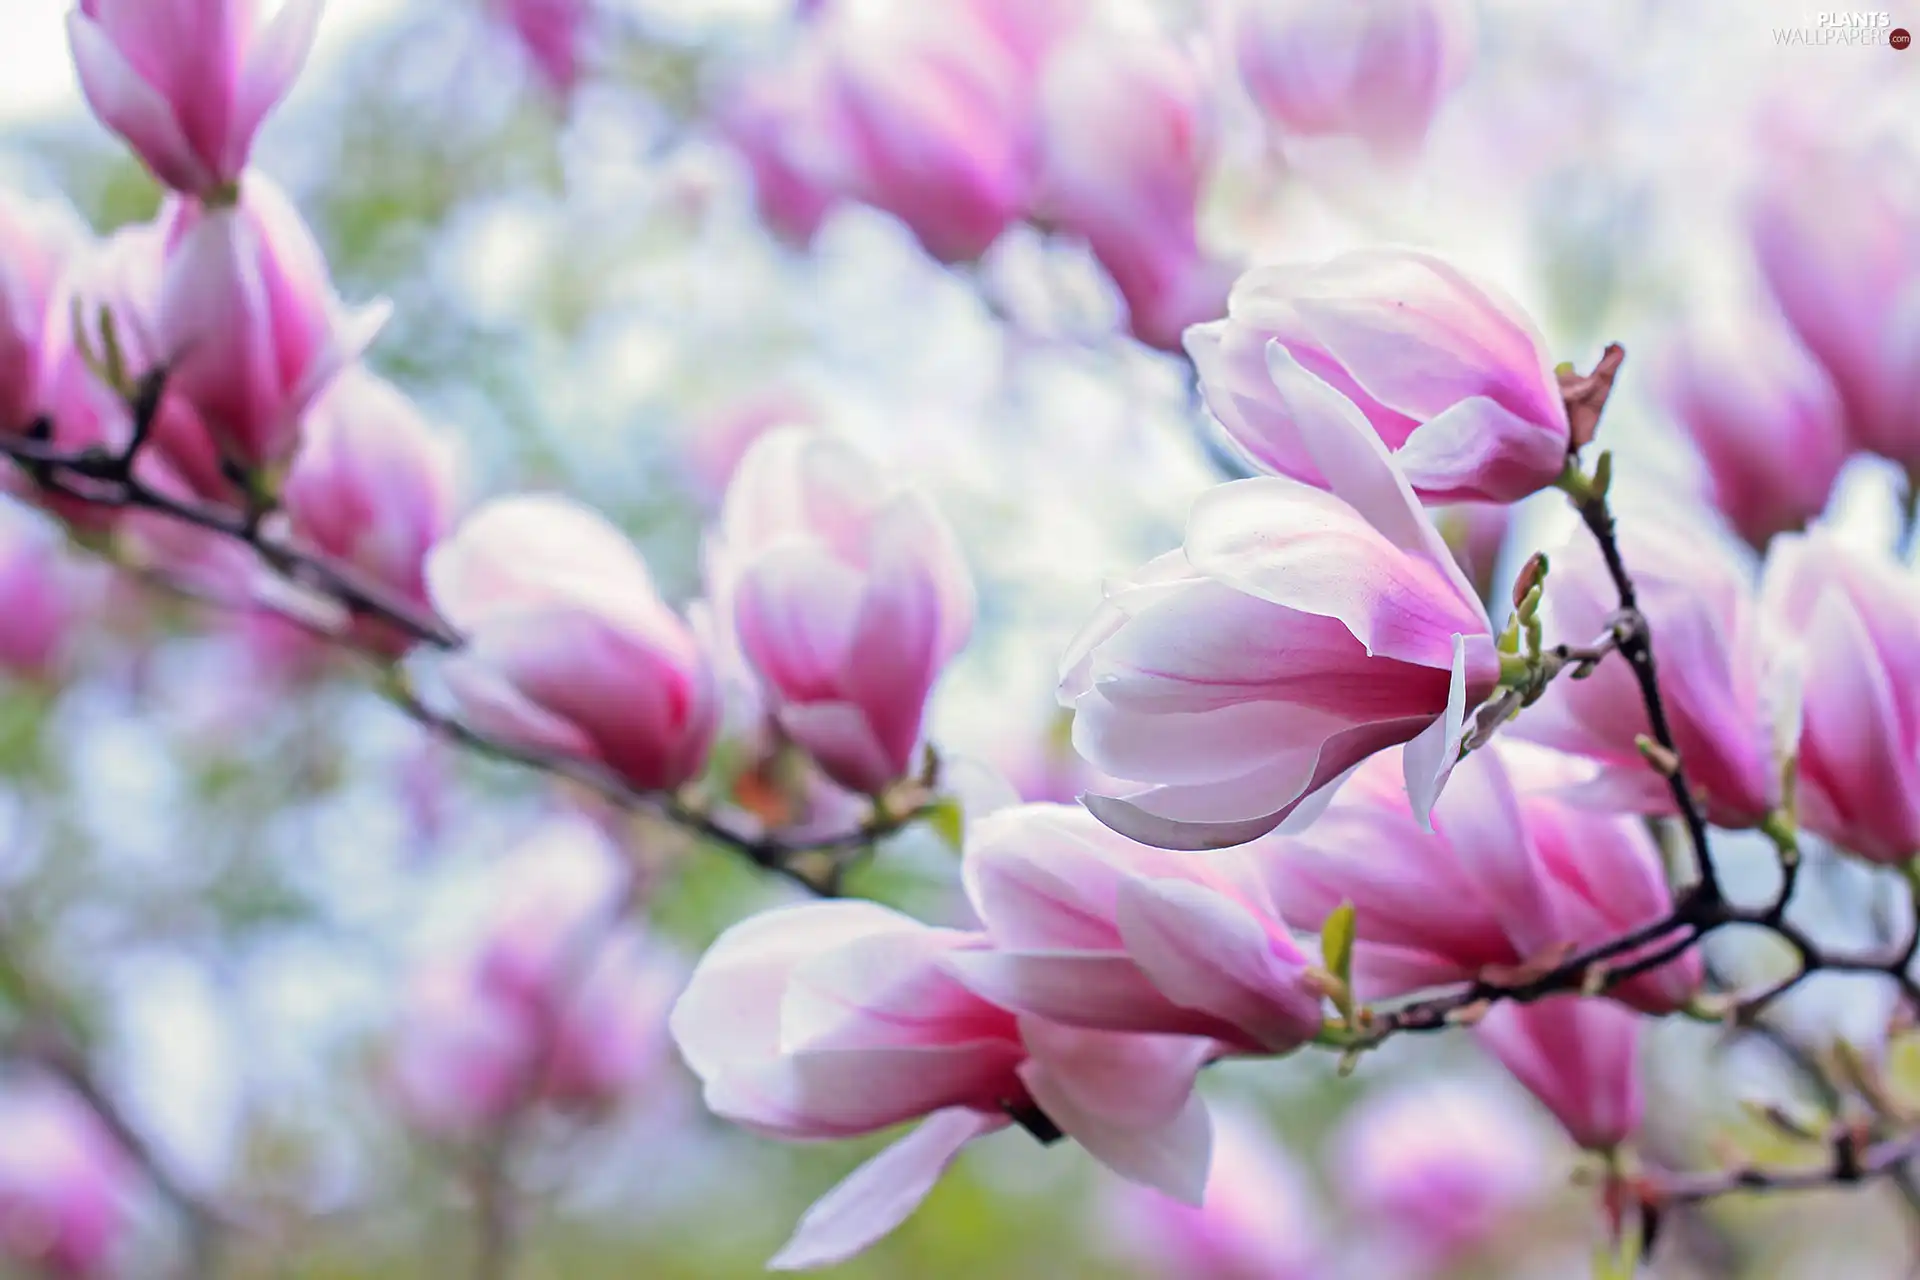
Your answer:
1062;343;1497;850
283;367;463;656
950;803;1327;1054
1229;0;1474;156
493;0;589;96
669;898;1216;1270
1185;250;1570;504
0;191;89;433
709;427;973;796
0;498;87;682
1262;747;1701;1014
809;8;1037;263
1097;1103;1322;1280
390;819;678;1133
1035;32;1234;351
1517;514;1779;829
29;219;242;519
157;174;390;475
1761;530;1920;864
427;494;719;793
1474;995;1644;1153
0;1078;135;1279
1750;143;1920;469
68;0;324;198
719;64;841;249
1659;310;1848;548
1332;1078;1548;1270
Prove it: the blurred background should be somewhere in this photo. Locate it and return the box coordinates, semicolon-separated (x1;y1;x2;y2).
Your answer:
1;0;1919;1275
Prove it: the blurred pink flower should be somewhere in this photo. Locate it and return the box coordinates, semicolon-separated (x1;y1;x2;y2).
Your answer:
0;191;89;434
1761;529;1920;865
0;1078;134;1279
391;818;679;1133
1516;514;1778;829
68;0;324;198
27;219;242;525
669;897;1215;1269
0;497;88;682
1229;0;1474;157
1035;32;1235;351
718;59;842;249
681;386;819;502
1659;311;1849;549
427;494;719;793
1100;1103;1323;1280
283;367;463;656
708;427;973;796
950;802;1327;1054
1332;1078;1548;1270
1061;345;1496;850
157;174;390;476
493;0;589;96
1750;143;1920;470
1186;250;1569;504
1473;995;1643;1153
809;8;1037;263
1262;746;1700;1015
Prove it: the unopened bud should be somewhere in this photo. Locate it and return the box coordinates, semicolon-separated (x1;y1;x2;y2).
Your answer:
1512;553;1549;610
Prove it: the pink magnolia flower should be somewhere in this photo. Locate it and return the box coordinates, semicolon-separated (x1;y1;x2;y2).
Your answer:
68;0;324;198
283;367;463;656
1229;0;1474;157
0;191;89;433
1261;747;1700;1014
809;8;1037;264
669;898;1215;1270
1098;1103;1323;1280
1473;995;1644;1153
709;427;973;796
718;58;842;250
1750;143;1920;469
1185;250;1570;504
391;818;679;1133
1760;530;1920;864
1034;32;1235;351
493;0;589;96
157;174;390;476
1658;311;1849;549
1332;1078;1549;1270
427;494;719;793
1516;514;1779;829
27;219;242;522
1061;343;1498;850
0;1078;135;1279
950;802;1327;1054
0;498;88;682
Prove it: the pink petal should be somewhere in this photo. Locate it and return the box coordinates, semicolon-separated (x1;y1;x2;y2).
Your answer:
1392;395;1570;504
1402;633;1472;828
777;701;901;796
229;0;325;175
67;11;215;194
769;1108;1006;1271
1115;878;1322;1051
942;950;1226;1038
1018;1019;1214;1203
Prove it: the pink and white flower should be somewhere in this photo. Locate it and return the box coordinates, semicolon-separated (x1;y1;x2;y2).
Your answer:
1185;250;1569;504
427;494;719;793
1062;342;1498;850
669;898;1215;1270
709;427;973;797
68;0;325;198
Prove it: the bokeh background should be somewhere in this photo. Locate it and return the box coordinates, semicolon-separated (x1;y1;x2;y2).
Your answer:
2;0;1920;1276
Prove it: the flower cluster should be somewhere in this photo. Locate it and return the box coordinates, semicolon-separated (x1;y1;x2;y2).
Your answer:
715;0;1472;349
